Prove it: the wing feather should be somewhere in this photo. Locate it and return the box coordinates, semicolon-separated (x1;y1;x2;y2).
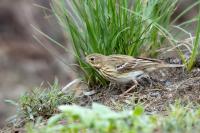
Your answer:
108;55;164;73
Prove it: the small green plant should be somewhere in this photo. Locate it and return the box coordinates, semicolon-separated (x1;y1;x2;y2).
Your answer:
186;12;200;71
26;102;200;133
26;103;157;133
51;0;178;85
173;5;200;71
5;80;75;127
161;102;200;133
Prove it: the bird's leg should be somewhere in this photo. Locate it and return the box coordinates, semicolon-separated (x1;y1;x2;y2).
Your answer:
119;80;138;97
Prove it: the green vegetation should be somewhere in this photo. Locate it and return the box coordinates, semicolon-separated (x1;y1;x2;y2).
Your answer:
6;83;200;133
6;0;200;132
26;102;200;133
5;80;75;127
51;0;181;85
186;12;200;70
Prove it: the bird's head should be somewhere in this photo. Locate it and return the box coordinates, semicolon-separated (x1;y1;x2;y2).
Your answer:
85;53;106;69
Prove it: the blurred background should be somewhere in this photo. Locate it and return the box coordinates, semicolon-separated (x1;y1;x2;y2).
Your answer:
0;0;198;128
0;0;76;127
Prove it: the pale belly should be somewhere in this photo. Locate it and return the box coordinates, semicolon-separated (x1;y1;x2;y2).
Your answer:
114;71;144;83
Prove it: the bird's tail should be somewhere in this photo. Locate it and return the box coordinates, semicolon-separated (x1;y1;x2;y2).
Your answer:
160;64;184;68
145;63;184;72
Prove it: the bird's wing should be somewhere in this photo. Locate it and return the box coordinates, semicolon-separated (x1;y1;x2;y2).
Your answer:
109;54;164;63
114;57;164;73
108;54;166;73
115;61;137;73
135;57;164;63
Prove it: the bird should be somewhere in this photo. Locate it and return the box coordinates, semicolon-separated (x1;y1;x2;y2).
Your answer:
85;53;184;97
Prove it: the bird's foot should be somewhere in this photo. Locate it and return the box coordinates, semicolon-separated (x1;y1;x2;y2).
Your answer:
119;80;138;97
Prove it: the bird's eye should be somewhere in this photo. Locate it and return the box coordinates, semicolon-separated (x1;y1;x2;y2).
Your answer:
90;57;95;61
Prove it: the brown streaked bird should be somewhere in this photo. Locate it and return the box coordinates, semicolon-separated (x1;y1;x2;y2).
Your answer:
86;53;184;96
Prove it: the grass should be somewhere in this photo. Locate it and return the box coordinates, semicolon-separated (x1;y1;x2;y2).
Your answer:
7;0;200;132
51;0;180;85
25;102;200;133
29;0;200;85
5;83;200;133
5;80;76;127
186;11;200;70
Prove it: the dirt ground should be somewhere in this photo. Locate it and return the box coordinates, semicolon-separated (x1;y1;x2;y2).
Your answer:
76;58;200;113
2;56;200;133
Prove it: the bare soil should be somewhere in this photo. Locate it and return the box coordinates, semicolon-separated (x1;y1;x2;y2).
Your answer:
76;58;200;113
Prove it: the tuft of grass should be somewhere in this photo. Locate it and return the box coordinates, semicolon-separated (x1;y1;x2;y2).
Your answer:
186;11;200;70
26;102;200;133
173;5;200;71
5;80;75;127
161;102;200;133
51;0;178;85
